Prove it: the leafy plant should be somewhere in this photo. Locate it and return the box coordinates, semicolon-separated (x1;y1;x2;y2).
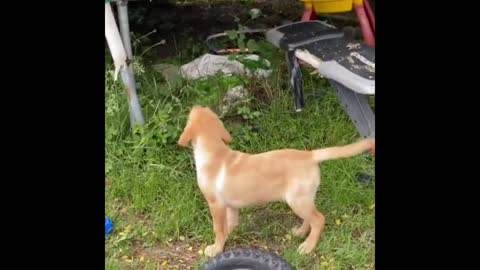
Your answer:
225;8;263;54
236;98;261;120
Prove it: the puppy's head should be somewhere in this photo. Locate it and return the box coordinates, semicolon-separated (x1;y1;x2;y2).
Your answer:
177;105;232;147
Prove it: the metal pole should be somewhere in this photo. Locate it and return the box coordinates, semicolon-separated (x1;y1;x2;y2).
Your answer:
116;0;144;127
117;0;134;66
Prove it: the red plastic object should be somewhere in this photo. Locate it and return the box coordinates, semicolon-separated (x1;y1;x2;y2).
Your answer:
364;0;375;33
299;1;375;47
354;2;375;47
301;8;317;21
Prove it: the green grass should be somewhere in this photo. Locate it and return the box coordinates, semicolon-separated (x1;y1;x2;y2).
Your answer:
105;39;375;269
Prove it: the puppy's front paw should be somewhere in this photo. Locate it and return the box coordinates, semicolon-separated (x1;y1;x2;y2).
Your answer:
297;241;315;255
204;244;221;257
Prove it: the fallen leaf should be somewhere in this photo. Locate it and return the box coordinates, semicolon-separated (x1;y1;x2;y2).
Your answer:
188;246;193;251
335;219;342;225
198;249;204;255
161;260;168;266
179;236;185;241
139;256;145;262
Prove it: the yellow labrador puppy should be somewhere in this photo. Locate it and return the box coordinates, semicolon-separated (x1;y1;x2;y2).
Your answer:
178;105;375;257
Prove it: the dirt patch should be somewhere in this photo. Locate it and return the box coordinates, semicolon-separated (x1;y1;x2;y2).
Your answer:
228;238;283;255
114;0;368;61
133;240;203;269
140;1;302;35
126;0;304;60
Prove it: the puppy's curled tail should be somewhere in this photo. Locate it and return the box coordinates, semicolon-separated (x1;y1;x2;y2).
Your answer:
312;138;375;163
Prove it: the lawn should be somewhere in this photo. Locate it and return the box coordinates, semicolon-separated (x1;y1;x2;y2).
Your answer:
105;2;375;269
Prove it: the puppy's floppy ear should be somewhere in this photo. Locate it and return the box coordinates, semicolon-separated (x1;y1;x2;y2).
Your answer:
178;121;194;147
212;111;231;144
221;125;232;144
178;105;204;147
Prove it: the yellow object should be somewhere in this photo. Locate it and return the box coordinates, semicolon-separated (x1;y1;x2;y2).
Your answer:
300;0;354;13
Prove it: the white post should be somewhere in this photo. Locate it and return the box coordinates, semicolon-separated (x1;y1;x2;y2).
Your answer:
105;0;144;127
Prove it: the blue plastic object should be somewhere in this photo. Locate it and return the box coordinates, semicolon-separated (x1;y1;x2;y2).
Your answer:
105;216;114;235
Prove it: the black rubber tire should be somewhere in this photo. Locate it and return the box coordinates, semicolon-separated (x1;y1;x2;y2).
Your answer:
201;248;294;270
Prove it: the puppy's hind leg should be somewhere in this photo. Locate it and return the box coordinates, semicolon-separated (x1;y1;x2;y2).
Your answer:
286;173;325;256
287;196;325;254
292;219;310;237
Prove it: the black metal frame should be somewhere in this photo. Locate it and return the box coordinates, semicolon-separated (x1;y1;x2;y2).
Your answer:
267;21;375;138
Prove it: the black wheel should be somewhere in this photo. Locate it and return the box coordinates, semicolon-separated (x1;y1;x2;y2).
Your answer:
201;248;294;270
